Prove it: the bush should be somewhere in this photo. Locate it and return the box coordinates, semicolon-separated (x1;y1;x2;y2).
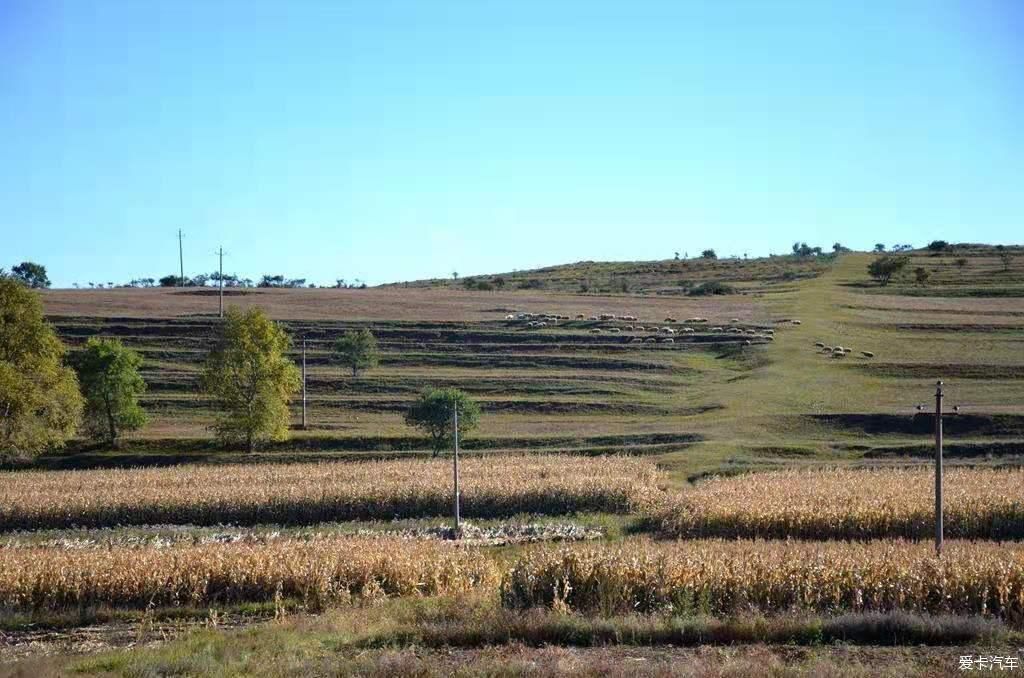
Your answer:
914;267;930;285
688;281;735;296
700;249;717;260
927;240;950;252
867;255;910;286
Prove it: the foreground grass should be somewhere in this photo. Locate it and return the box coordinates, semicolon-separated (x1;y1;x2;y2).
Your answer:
11;596;1014;677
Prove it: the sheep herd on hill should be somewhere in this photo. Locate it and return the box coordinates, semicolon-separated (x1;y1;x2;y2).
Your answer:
500;311;800;346
813;341;876;359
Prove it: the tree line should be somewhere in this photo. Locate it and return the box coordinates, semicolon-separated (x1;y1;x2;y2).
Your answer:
1;276;477;461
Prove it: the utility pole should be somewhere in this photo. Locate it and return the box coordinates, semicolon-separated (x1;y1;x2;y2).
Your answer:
301;338;307;430
935;380;944;556
217;247;225;318
452;406;461;534
178;229;185;286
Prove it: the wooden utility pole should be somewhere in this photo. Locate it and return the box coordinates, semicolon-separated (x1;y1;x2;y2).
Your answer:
178;229;184;286
217;247;225;318
452;406;461;533
935;380;944;556
301;338;307;430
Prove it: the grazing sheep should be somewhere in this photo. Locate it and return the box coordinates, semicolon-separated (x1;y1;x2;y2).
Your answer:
682;327;695;334
766;336;775;341
662;338;674;344
815;342;825;348
609;327;621;333
575;314;585;319
537;322;547;327
630;336;643;343
792;319;802;325
744;339;752;345
634;325;644;331
746;329;757;335
730;318;740;323
644;337;657;343
764;329;775;335
710;327;723;332
589;316;599;321
861;351;875;358
590;328;602;334
843;348;853;354
832;346;844;353
600;314;615;321
665;317;678;323
624;325;634;331
822;346;833;352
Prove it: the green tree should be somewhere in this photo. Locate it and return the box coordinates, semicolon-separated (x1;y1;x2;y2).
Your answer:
10;262;50;289
72;337;148;445
0;278;83;459
201;308;300;452
867;255;910;286
873;243;886;253
334;328;380;377
700;249;717;260
955;257;968;271
913;267;931;285
404;387;481;457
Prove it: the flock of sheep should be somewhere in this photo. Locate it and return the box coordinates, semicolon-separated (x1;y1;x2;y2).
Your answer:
503;311;787;346
814;341;875;359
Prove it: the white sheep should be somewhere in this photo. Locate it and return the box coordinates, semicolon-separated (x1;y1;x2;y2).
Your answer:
662;337;674;344
861;351;875;358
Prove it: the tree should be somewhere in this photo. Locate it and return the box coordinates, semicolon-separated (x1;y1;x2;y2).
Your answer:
334;328;379;377
867;255;910;286
10;262;50;289
913;267;931;285
874;243;886;253
0;278;83;459
833;242;850;253
700;249;717;260
72;337;147;445
159;274;187;287
926;240;950;252
996;245;1013;272
955;258;968;271
404;387;481;457
201;308;300;452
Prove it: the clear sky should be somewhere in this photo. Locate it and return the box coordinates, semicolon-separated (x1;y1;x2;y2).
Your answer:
2;1;1021;288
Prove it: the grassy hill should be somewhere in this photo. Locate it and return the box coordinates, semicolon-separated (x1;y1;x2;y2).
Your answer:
383;252;831;295
34;246;1024;481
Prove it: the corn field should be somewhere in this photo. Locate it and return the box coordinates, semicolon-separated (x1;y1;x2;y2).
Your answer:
501;539;1024;620
653;468;1024;540
0;455;662;531
0;535;496;610
4;536;1024;621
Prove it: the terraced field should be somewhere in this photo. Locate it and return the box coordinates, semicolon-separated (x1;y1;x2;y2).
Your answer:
30;246;1024;479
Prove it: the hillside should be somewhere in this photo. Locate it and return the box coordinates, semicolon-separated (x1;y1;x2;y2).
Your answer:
382;252;831;294
34;246;1024;480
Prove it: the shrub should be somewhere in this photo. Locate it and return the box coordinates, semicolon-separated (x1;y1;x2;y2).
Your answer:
867;255;909;285
688;281;735;296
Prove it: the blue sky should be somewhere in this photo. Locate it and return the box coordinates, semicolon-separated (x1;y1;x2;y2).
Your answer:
2;0;1021;287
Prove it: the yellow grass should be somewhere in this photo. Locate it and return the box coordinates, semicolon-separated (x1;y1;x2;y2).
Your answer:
501;539;1024;619
653;468;1024;540
0;455;663;530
